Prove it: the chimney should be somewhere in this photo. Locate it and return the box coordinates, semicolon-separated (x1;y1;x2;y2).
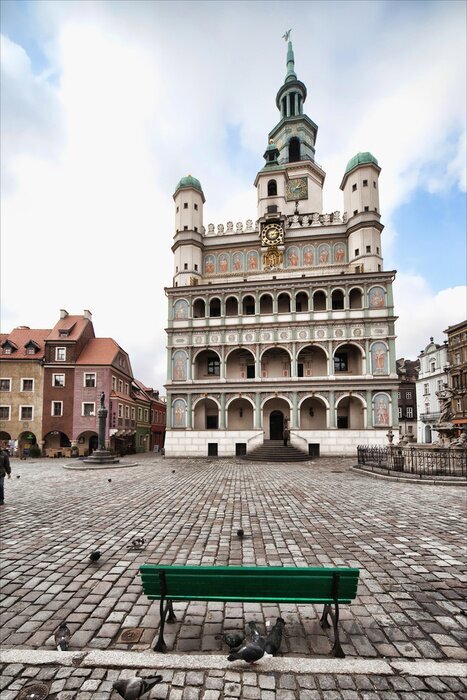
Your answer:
60;309;69;319
83;310;92;321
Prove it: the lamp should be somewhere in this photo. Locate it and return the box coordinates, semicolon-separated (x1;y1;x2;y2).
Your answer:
309;408;314;417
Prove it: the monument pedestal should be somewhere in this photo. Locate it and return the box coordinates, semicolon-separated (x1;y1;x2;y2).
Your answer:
82;394;120;465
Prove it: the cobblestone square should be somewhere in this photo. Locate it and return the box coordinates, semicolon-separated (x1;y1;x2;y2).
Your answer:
1;453;465;697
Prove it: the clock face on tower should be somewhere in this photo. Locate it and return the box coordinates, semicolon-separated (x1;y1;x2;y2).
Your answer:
286;177;308;201
261;222;284;246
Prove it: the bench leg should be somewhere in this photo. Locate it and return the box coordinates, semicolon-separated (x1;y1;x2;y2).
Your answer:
167;599;176;623
154;598;168;653
320;603;345;658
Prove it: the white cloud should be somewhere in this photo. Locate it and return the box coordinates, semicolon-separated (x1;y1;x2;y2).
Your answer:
394;274;466;359
1;0;465;391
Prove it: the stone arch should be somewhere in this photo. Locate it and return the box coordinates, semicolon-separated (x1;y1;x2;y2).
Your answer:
331;287;345;310
193;348;221;380
335;394;366;429
193;297;206;318
208;297;221;318
259;293;273;314
193;397;220;430
298;395;328;429
312;289;327;311
297;344;328;376
295;290;309;312
349;287;363;309
277;292;291;313
225;348;256;379
333;342;365;374
225;295;239;316
226;396;254;430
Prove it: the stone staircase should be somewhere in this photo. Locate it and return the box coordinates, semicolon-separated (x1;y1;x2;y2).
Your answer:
242;439;310;462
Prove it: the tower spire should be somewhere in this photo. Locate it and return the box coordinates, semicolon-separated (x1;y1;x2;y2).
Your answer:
284;31;297;83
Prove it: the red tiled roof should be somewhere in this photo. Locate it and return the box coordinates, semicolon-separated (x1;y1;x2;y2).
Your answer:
76;338;122;365
0;328;50;359
47;315;93;341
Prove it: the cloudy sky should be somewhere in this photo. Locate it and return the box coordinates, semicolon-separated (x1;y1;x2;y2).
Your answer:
1;0;466;391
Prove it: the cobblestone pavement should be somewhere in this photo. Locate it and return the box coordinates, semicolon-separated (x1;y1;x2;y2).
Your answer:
0;454;466;698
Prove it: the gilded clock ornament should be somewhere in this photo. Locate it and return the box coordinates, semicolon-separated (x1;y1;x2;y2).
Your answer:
261;222;284;246
286;177;308;201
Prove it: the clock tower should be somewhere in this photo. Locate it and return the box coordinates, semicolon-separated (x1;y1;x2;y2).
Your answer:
254;36;325;223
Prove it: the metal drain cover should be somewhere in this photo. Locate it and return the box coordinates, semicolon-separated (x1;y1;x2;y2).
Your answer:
17;682;50;700
117;627;144;643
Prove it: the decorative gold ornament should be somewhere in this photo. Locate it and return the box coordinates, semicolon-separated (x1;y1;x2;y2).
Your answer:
263;246;283;270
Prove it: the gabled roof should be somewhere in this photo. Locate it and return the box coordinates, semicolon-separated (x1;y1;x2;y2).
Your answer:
0;328;50;359
47;315;93;341
76;338;133;376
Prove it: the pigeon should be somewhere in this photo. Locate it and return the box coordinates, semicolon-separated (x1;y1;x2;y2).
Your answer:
236;528;244;538
264;617;286;655
112;675;163;699
54;622;71;651
172;470;175;473
129;537;145;549
108;478;112;482
227;640;266;664
215;632;244;649
89;550;101;562
16;475;20;479
246;620;262;643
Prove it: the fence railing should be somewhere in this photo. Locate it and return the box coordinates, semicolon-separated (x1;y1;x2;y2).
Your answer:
357;445;467;478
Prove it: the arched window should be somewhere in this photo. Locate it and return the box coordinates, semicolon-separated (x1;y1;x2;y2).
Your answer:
267;180;277;196
288;137;300;162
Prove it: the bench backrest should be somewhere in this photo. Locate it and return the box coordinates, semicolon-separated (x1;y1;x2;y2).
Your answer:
140;565;359;604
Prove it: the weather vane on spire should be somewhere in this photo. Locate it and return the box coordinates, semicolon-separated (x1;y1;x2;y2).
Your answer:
282;29;292;42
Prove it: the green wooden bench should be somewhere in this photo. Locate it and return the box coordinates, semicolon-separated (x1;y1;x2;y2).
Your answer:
139;564;360;658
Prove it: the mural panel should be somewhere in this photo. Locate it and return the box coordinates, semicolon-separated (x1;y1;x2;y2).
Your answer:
333;243;346;263
286;246;300;268
373;393;390;426
173;299;189;320
318;244;331;264
303;245;314;266
218;253;229;273
173;350;188;381
247;250;259;270
232;252;244;271
371;342;388;374
369;286;386;308
173;399;187;428
204;255;215;274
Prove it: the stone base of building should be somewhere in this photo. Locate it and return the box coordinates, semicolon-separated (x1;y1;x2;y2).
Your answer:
165;429;390;458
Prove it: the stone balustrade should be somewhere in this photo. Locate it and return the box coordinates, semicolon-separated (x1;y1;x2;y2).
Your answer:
202;212;345;235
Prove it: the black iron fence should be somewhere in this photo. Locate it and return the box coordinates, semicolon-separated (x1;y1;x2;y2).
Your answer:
357;445;467;479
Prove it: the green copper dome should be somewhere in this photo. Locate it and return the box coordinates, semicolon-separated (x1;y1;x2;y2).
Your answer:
345;152;378;174
175;175;203;194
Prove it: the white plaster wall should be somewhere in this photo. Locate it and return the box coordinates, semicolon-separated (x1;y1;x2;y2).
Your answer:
165;430;263;457
292;429;388;456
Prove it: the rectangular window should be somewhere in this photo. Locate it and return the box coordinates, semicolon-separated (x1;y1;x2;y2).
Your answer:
377;247;380;254
124;383;129;395
194;203;198;210
84;373;96;387
334;352;348;372
407;425;413;434
207;357;220;375
183;202;188;209
430;362;436;372
131;407;135;420
353;210;358;216
457;399;462;412
397;391;401;399
138;407;143;420
352;183;357;192
194;264;198;271
184;263;188;270
52;401;63;417
125;405;130;419
26;346;36;355
398;407;402;418
112;376;117;390
82;403;95;417
363;179;368;187
55;347;66;361
0;379;11;392
364;206;369;212
144;409;149;421
373;181;377;188
437;379;444;391
405;391;412;399
0;406;11;420
20;406;33;421
118;403;123;418
53;374;65;387
337;416;348;429
424;383;429;395
406;407;413;418
246;365;255;379
366;246;371;254
355;248;359;256
118;379;123;392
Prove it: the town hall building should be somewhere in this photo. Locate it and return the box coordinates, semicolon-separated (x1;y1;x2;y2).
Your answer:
164;37;398;457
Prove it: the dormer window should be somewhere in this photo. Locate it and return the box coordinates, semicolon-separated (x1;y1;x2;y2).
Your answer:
25;341;39;355
267;179;277;196
55;347;66;361
59;330;69;337
1;341;17;355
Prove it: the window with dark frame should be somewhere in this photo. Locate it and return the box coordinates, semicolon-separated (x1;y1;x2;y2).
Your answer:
207;357;220;375
334;352;348;372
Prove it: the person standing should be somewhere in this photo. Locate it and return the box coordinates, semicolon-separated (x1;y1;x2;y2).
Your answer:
0;448;12;505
